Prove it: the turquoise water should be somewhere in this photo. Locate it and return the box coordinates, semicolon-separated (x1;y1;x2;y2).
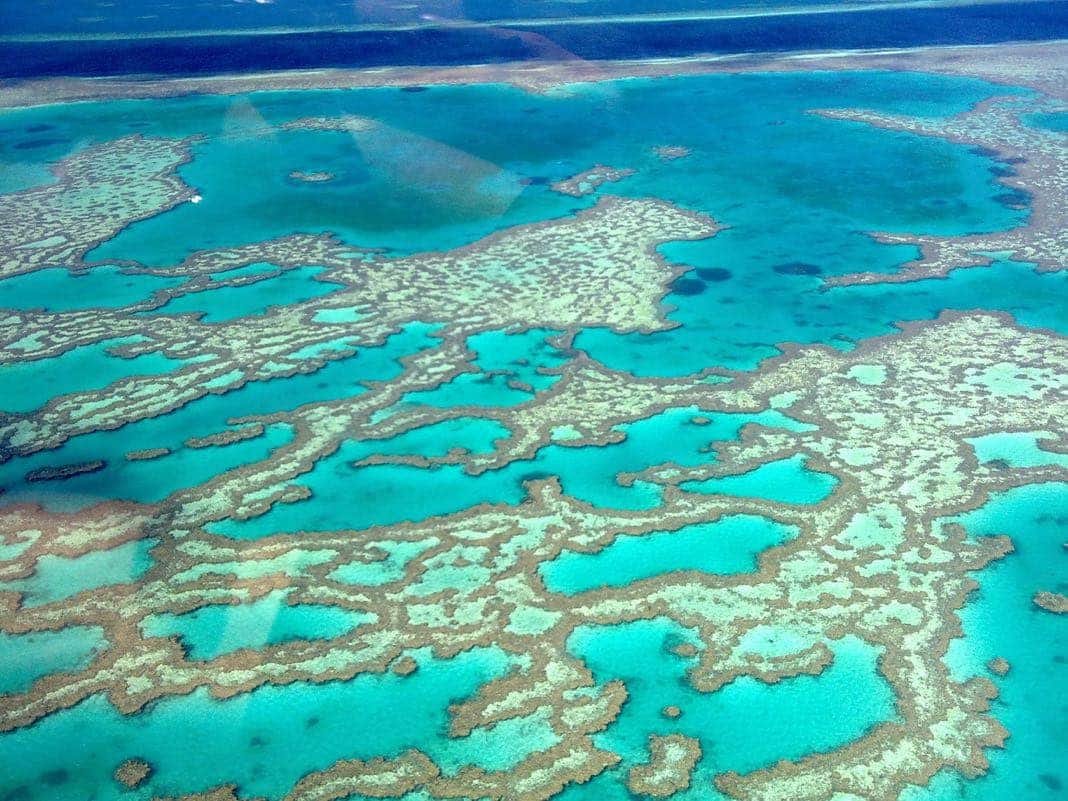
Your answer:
0;423;295;511
0;646;530;801
1022;110;1068;132
0;627;106;694
916;483;1068;801
0;619;898;801
0;72;1023;269
541;515;798;594
0;65;1063;801
1;71;1044;380
2;74;1059;387
578;257;1067;375
967;431;1068;469
0;265;185;311
0;337;185;414
209;419;526;537
565;619;897;800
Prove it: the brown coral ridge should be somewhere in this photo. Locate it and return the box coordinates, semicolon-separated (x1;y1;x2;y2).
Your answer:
24;460;105;482
815;95;1066;286
1033;591;1068;614
653;146;692;162
550;165;636;197
153;787;248;801
288;171;336;183
987;657;1011;676
113;757;152;788
285;750;437;801
126;447;172;461
0;190;720;462
391;656;419;676
185;424;266;449
627;734;702;797
2;312;1065;801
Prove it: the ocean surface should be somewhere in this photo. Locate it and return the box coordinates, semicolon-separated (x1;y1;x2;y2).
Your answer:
1;1;1068;77
0;7;1065;801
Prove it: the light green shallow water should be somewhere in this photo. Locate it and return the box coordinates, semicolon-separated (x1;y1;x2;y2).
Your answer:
0;627;107;694
0;537;157;607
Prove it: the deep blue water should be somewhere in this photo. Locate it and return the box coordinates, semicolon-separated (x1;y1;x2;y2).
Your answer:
0;1;988;36
1;1;1066;78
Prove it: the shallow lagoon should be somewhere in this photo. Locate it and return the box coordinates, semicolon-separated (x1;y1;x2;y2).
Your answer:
567;621;897;801
541;515;798;593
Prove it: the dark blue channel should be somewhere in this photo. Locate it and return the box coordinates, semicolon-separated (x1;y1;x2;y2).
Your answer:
0;1;1066;79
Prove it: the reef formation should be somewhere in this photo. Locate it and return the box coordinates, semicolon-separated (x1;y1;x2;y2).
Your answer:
0;47;1066;801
